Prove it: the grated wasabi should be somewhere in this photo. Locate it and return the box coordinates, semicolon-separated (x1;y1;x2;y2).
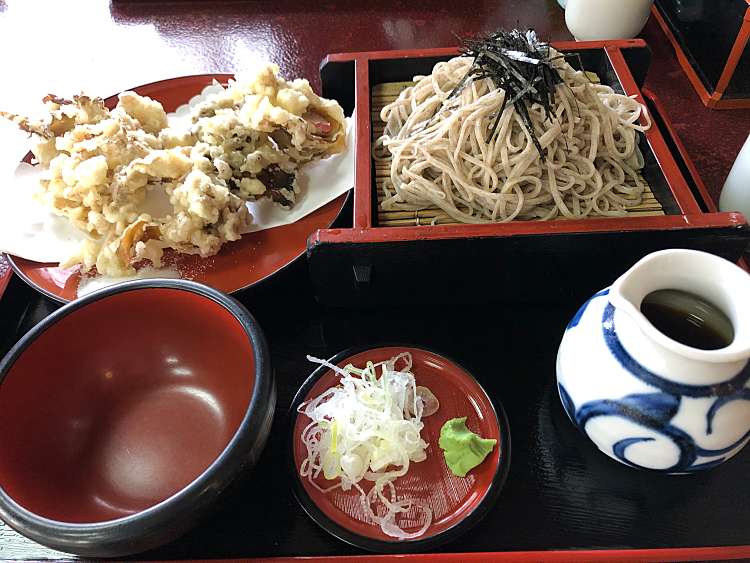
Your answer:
439;417;497;477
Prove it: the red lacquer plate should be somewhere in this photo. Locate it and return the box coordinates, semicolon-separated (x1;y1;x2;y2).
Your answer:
7;74;349;303
289;346;511;553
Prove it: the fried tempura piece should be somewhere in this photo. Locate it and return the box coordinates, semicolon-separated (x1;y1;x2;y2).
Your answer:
0;111;53;139
3;92;255;277
2;65;348;277
117;91;168;135
187;63;347;208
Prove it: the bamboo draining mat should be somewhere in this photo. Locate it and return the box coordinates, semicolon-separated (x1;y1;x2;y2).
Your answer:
371;81;664;227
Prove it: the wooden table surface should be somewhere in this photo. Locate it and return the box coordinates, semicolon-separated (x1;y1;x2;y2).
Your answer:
1;1;749;560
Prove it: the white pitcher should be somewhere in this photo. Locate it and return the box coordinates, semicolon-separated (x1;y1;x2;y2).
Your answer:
557;249;750;473
565;0;655;40
719;133;750;222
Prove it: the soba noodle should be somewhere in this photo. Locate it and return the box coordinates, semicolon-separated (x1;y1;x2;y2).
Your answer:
375;54;652;223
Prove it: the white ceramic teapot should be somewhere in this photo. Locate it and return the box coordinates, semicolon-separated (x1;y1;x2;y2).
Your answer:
565;0;654;40
557;249;750;473
719;133;750;221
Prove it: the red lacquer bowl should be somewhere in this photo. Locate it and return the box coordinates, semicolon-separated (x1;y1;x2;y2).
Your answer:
290;346;510;552
0;279;274;557
7;74;349;303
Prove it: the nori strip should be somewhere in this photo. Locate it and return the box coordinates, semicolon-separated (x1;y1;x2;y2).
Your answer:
455;29;566;160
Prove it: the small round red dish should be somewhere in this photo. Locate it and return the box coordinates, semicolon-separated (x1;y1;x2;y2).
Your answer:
289;346;510;552
7;74;348;303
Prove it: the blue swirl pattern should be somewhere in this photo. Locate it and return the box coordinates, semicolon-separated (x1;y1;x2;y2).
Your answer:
601;303;750;398
568;288;610;329
559;300;750;473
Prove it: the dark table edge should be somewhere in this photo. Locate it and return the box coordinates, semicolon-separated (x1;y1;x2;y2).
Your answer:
31;545;750;562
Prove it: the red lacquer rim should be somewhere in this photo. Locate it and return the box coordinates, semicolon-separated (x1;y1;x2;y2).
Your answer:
322;39;649;64
145;545;750;562
604;46;700;215
311;211;746;245
651;4;750;110
289;346;511;553
7;74;349;303
641;87;718;213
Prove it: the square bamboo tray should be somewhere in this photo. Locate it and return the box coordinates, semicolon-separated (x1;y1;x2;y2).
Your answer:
371;79;664;228
308;41;750;306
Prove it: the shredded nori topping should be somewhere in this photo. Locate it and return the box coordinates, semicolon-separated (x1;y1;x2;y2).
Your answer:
453;29;565;160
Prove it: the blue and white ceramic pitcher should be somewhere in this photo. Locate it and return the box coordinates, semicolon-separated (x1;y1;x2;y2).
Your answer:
557;249;750;473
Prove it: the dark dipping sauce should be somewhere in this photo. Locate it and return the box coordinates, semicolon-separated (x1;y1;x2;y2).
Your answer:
640;289;734;350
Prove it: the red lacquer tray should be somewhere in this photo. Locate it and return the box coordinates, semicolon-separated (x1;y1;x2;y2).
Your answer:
307;40;750;307
169;548;750;562
652;1;750;110
1;52;750;563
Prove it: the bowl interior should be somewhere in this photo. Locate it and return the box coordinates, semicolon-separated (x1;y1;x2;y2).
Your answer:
0;287;255;523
